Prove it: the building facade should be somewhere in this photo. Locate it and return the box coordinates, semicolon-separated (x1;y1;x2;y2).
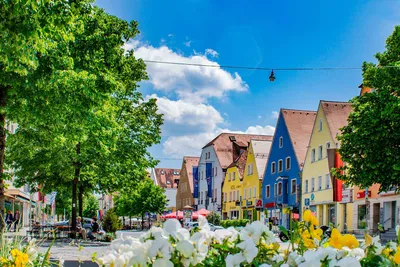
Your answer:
197;133;273;213
263;109;316;228
176;157;200;210
150;168;181;211
242;140;272;221
222;151;247;220
301;101;352;232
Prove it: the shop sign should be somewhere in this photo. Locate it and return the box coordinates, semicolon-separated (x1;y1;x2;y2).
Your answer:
246;200;253;206
341;189;353;203
356;191;371;199
311;193;315;201
255;199;263;209
304;198;310;206
264;202;275;208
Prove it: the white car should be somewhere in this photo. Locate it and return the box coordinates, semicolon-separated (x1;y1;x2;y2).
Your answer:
184;222;223;231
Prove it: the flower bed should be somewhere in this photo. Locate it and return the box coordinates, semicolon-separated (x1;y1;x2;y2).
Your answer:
97;211;400;266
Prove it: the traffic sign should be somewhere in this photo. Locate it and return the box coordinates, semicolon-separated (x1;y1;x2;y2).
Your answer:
311;193;315;201
305;198;310;206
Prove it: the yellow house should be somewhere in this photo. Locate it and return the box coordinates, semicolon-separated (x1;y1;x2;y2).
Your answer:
242;140;272;221
301;101;352;232
222;151;247;220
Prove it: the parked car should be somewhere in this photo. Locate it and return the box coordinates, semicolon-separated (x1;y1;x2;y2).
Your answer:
209;223;223;231
184;222;199;230
53;217;93;230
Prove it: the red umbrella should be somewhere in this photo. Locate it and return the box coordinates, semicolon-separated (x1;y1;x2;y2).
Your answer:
165;211;184;219
197;208;211;217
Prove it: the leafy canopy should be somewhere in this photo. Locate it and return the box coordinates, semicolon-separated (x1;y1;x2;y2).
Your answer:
338;26;400;192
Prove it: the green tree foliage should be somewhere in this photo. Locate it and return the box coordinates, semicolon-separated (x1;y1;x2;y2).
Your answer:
0;0;91;230
338;26;400;192
83;194;99;218
114;178;167;229
6;5;162;234
206;211;222;225
101;208;122;234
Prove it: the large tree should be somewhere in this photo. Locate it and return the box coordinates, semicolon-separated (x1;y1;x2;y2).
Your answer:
338;26;400;192
7;6;162;235
0;0;91;230
114;178;167;230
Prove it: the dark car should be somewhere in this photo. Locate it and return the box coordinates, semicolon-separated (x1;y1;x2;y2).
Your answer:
54;218;93;230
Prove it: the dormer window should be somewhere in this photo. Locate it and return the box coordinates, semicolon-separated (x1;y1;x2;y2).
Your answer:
161;170;165;175
166;180;171;184
279;137;283;148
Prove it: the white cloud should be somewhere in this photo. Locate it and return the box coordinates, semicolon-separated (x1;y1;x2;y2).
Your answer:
244;125;275;135
126;40;248;103
184;40;192;47
146;94;224;132
205;48;218;58
258;115;262;119
168;34;174;37
160;38;166;43
271;111;279;119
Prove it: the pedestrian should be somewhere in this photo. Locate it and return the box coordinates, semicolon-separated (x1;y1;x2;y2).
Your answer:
5;210;13;231
13;210;20;232
76;217;87;240
88;217;100;241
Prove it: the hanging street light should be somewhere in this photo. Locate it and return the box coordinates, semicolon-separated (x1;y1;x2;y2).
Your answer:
269;70;276;82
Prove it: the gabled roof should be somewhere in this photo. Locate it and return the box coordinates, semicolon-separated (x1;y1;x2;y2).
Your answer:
320;101;352;144
154;168;181;189
281;109;317;166
203;133;273;169
227;150;248;179
250;140;272;179
181;156;200;192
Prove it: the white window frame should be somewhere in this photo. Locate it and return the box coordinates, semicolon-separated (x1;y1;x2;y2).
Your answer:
233;191;236;201
266;185;270;198
233;172;236;181
254;187;256;198
248;188;252;199
318;176;322;190
278;182;283;196
318;145;323;160
319;118;323;131
325;174;330;189
229;192;232;202
286;157;291;170
326;142;331;150
274;183;277;196
244;189;247;199
311;149;315;162
215;167;218;176
311;178;315;192
228;173;231;181
278;159;283;172
279;136;283;148
305;180;309;193
237;190;240;201
271;162;276;174
291;179;296;194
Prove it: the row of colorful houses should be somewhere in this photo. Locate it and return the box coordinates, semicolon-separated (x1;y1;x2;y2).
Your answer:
169;85;400;233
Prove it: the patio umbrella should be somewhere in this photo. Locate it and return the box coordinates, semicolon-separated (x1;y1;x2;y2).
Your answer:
197;208;211;217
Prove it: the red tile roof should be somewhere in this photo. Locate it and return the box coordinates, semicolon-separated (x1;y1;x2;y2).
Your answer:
320;101;352;143
281;109;317;167
182;156;200;192
154;168;181;189
203;133;273;169
227;150;248;179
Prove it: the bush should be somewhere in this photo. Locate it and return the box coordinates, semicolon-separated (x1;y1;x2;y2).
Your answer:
102;208;122;234
220;219;249;228
206;211;222;225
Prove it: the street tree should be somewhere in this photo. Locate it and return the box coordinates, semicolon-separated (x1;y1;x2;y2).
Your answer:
7;6;162;236
115;178;167;230
338;26;400;192
83;194;99;218
0;0;91;230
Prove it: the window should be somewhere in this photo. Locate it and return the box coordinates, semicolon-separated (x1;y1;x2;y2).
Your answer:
278;160;283;172
254;187;256;198
214;189;217;201
228;173;231;181
326;142;330;150
279;136;283;148
233;191;236;201
215;167;217;176
224;193;227;202
318;176;322;190
212;168;214;177
319;119;323;131
237;190;240;201
286;157;291;170
278;182;283;195
325;174;330;188
201;192;203;204
291;179;296;194
318;145;323;160
271;162;276;174
229;192;232;202
311;149;315;162
244;189;247;199
266;185;270;198
311;178;315;192
274;183;277;196
233;172;236;181
357;205;367;229
248;188;252;199
305;180;309;193
248;164;253;175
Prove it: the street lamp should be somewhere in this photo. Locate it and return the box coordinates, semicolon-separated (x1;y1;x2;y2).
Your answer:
269;70;276;82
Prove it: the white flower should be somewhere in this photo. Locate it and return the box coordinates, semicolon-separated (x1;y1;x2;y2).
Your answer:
272;254;284;262
259;264;272;267
287;251;304;266
164;219;182;240
240;221;271;244
198;215;210;231
237;238;258;263
97;253;117;266
140;226;168;241
176;240;195;258
153;258;174;267
214;229;231;243
336;257;361;267
148;238;173;260
300;247;337;267
349;248;365;260
226;253;246;267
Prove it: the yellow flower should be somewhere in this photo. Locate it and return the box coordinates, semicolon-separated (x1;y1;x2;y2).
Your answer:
394;249;400;264
303;210;313;223
328;228;343;249
341;234;359;249
311;216;319;226
382;248;391;256
364;233;373;246
311;228;323;241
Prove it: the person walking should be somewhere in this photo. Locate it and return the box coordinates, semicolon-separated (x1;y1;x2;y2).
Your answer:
13;210;20;232
5;211;13;231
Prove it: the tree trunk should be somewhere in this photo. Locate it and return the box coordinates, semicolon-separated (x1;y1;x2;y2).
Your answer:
129;215;132;229
71;143;81;238
0;85;7;232
141;213;144;231
78;184;84;218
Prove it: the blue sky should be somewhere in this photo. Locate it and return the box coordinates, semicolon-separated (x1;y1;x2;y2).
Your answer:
96;0;399;168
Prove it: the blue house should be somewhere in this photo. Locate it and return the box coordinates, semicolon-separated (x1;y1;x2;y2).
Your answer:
262;109;316;228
